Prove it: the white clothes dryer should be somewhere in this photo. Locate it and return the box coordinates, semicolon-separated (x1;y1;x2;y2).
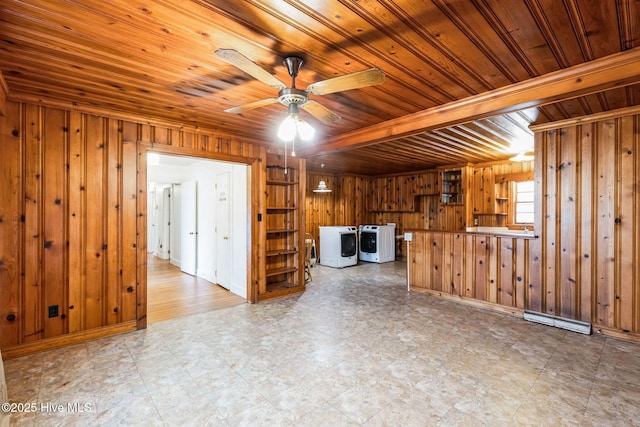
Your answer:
359;224;396;263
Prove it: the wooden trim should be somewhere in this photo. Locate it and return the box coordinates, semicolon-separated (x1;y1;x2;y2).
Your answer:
1;321;137;360
494;172;535;183
299;48;640;157
530;105;640;131
411;287;524;318
137;142;261;315
0;70;7;117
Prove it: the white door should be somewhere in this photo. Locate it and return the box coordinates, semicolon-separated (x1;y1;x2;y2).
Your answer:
170;183;182;267
181;181;197;275
215;172;231;289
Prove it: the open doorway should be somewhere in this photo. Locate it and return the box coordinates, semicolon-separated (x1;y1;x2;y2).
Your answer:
146;153;248;323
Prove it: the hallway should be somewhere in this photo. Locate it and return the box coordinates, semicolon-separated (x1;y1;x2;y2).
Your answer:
147;255;246;323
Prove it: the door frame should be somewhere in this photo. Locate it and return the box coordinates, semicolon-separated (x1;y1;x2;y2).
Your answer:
137;142;262;329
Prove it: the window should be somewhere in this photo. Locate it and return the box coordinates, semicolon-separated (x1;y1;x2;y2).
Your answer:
514;180;534;224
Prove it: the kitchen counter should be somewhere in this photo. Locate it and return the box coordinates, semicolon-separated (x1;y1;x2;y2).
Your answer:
405;227;537;239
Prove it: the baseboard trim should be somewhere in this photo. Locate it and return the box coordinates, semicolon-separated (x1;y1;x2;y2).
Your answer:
1;321;137;359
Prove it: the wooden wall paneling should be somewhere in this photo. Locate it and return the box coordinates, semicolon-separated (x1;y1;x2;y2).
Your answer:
67;111;85;333
136;137;148;326
463;234;475;298
106;120;121;325
515;238;527;309
85;115;106;329
409;232;421;287
596;120;617;327
499;238;514;307
23;103;43;342
529;133;544;312
442;234;453;294
472;167;482;214
402;175;415;211
482;165;493;214
544;129;558;316
488;236;498;304
42;108;66;337
154;126;169;145
578;123;594;323
121;122;137;322
431;233;443;292
452;233;463;295
475;236;487;302
617;116;635;331
559;126;578;319
0;101;22;348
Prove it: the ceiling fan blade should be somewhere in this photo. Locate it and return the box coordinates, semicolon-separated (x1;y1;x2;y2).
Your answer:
301;100;341;124
215;48;286;89
224;98;279;114
306;68;385;95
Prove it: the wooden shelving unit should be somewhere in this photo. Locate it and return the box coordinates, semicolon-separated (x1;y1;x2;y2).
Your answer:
261;154;306;301
440;168;464;205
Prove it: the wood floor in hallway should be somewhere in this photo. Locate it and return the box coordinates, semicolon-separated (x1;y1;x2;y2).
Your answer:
147;255;246;323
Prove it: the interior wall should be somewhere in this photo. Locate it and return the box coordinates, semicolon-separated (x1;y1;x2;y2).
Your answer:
530;113;640;336
0;100;264;352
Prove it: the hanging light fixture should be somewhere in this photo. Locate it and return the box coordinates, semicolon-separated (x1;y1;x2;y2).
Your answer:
313;163;332;193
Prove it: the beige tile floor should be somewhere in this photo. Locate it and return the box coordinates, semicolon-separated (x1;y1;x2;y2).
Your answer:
4;260;640;426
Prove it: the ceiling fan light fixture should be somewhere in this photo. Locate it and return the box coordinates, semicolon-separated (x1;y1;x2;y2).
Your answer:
277;103;315;142
313;180;332;193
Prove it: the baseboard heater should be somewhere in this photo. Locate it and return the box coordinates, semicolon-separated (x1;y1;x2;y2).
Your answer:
524;310;592;335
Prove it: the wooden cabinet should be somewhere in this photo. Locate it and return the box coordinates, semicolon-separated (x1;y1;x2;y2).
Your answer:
438;165;472;231
261;154;306;301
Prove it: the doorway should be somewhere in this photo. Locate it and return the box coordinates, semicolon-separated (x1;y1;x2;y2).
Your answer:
146;153;248;323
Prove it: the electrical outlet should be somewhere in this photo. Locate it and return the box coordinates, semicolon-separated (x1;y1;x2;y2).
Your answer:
48;305;59;318
474;218;479;225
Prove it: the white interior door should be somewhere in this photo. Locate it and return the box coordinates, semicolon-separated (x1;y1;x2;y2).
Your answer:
181;181;197;275
170;183;182;267
215;172;231;289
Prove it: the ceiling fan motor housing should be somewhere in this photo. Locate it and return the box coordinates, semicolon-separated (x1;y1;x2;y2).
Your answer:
278;87;307;106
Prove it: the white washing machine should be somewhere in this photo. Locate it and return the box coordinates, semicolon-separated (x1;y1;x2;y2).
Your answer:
319;226;358;268
359;224;396;263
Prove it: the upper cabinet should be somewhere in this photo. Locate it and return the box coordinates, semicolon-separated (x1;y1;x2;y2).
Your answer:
440;168;464;205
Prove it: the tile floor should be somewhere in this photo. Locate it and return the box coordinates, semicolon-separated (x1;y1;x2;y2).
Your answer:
4;260;640;426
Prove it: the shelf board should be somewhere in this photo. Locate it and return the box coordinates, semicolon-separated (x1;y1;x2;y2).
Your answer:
267;180;298;186
266;266;298;277
495;197;509;201
258;281;305;301
266;249;298;257
266;228;298;234
266;206;297;210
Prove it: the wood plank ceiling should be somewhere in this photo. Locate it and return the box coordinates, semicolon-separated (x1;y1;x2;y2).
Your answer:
1;0;639;175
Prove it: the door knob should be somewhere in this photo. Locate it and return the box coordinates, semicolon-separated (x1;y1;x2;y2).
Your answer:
223;236;229;240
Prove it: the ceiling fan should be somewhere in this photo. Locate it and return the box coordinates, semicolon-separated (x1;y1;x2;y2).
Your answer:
214;49;385;125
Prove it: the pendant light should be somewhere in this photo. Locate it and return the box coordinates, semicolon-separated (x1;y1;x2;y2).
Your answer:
313;164;332;193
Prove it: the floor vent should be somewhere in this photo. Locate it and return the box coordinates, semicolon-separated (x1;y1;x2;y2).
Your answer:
524;310;592;335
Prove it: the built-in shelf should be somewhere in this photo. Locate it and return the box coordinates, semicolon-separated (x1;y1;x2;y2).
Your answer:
266;266;298;277
262;154;305;301
266;249;298;257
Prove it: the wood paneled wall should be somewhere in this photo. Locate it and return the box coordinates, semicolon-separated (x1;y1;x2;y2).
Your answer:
530;112;640;337
409;231;532;313
0;101;266;353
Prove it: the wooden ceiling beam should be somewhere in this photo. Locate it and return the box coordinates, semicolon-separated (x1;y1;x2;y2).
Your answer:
299;47;640;157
